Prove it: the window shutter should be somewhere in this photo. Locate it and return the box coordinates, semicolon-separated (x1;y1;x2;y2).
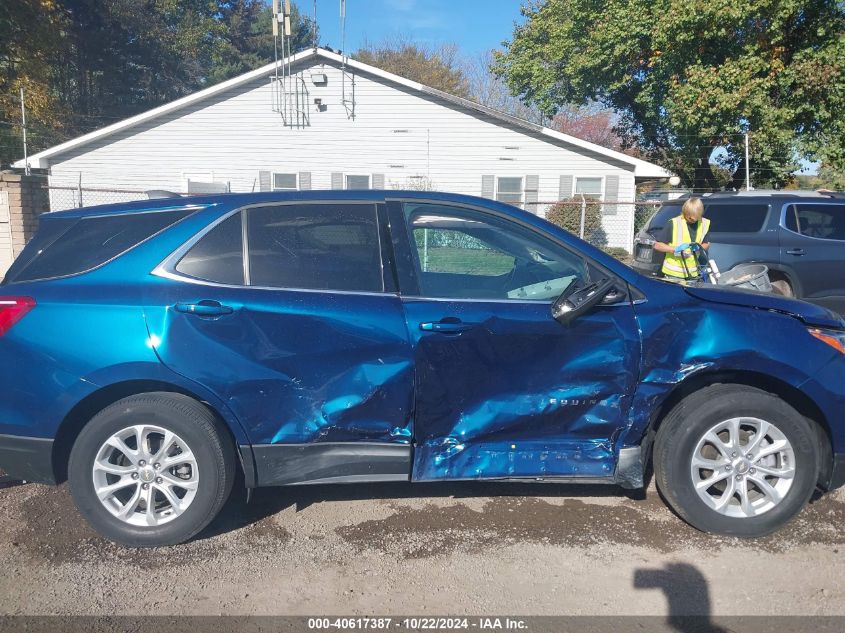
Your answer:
331;172;344;189
481;175;495;199
604;175;619;215
558;175;573;200
524;175;539;213
258;171;271;192
372;173;385;189
298;172;312;190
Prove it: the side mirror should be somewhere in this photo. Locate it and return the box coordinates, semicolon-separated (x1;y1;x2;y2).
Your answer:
551;278;617;325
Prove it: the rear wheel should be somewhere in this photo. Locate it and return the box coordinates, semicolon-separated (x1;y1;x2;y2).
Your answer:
654;384;819;536
69;392;235;547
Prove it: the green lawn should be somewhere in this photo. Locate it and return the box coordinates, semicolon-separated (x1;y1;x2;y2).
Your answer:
420;247;514;276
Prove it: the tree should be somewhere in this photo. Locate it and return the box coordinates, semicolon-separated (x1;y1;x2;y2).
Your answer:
0;1;315;167
0;0;73;166
463;50;546;123
209;1;316;85
814;164;845;190
551;106;629;153
493;1;845;190
355;37;470;98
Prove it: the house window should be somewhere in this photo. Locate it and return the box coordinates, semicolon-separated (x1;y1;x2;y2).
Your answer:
574;177;603;200
496;177;523;206
273;173;298;191
346;175;371;190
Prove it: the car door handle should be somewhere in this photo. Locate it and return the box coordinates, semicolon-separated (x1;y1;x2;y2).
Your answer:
174;300;234;317
419;320;478;333
786;248;805;256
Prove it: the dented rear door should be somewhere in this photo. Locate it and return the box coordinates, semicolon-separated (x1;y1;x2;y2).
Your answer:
144;202;415;453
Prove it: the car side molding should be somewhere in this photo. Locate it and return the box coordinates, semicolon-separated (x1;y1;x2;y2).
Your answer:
250;442;412;486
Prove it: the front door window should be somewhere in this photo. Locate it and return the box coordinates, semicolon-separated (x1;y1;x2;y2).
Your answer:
405;203;589;302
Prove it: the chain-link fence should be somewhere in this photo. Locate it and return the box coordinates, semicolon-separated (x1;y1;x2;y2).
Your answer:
34;181;664;263
528;198;661;261
43;185;153;211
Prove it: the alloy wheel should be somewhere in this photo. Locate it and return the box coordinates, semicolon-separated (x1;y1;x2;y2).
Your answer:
91;424;199;527
689;417;795;518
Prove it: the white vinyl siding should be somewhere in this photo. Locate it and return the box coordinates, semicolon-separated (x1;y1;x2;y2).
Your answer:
42;57;641;249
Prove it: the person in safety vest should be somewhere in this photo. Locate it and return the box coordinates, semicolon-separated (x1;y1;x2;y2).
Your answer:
654;196;710;280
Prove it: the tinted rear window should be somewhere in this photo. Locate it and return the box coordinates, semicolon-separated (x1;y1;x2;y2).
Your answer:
785;204;845;240
645;205;681;233
2;217;77;283
646;201;769;234
705;204;769;233
247;204;383;292
175;213;245;285
5;210;189;283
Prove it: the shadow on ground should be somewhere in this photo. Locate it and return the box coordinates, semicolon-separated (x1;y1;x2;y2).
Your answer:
635;562;729;631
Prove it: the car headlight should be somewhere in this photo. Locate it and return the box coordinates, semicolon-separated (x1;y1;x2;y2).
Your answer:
808;328;845;354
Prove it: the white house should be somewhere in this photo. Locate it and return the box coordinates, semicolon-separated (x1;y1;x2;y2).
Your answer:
15;47;669;251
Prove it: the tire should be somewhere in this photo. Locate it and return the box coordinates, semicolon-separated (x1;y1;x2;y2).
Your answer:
653;384;819;537
69;392;235;547
771;278;794;298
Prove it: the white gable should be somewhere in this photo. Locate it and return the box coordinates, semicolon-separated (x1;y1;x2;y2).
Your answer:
17;49;671;250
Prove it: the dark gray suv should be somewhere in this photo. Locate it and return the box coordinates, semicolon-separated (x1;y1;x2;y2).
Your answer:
632;191;845;313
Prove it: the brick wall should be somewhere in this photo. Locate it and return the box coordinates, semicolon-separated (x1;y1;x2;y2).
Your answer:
0;171;49;263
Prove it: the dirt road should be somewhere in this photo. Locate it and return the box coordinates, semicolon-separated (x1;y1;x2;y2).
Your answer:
0;479;842;616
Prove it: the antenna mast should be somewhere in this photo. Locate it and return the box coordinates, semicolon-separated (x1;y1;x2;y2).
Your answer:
312;0;318;50
271;0;309;127
340;0;355;118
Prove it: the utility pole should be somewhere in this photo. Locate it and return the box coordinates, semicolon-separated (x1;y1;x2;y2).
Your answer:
20;88;30;176
744;132;752;191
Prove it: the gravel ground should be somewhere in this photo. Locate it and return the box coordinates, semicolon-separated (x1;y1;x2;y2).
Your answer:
0;478;843;616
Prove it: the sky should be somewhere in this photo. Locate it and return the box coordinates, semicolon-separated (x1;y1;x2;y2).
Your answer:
313;0;524;55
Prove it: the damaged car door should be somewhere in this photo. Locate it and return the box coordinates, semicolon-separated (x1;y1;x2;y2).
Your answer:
389;201;641;482
144;202;415;484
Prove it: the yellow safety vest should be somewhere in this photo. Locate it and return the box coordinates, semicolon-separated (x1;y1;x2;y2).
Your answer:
661;216;711;279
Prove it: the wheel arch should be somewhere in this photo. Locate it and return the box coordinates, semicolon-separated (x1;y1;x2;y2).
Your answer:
644;369;834;488
764;264;801;297
52;379;256;486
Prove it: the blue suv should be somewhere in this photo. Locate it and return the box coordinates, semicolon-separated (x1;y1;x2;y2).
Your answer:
1;191;843;546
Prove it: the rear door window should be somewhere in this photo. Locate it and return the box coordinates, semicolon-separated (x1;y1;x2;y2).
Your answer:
5;209;190;283
785;204;845;241
705;204;769;233
246;203;383;292
175;212;245;285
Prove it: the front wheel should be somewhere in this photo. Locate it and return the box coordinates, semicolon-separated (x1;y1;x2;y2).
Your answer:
69;392;235;547
654;384;819;537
